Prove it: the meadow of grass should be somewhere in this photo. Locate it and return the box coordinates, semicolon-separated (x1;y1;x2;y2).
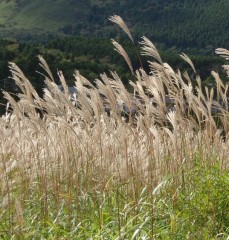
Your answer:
0;16;229;239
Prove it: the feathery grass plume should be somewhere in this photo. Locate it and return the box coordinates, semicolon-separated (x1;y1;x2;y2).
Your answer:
109;15;144;69
3;91;24;120
57;70;69;97
140;36;163;65
215;48;229;78
211;71;225;89
180;53;196;73
215;48;229;59
8;63;42;112
74;70;94;89
8;62;39;101
182;71;192;85
222;64;229;78
109;71;134;108
96;73;120;114
211;71;229;107
38;55;54;82
74;72;99;122
109;15;134;43
112;39;134;75
8;62;28;95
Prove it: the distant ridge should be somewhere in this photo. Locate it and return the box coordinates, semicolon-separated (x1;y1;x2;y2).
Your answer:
0;0;228;48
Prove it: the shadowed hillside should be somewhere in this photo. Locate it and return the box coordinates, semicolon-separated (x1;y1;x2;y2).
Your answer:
0;0;228;48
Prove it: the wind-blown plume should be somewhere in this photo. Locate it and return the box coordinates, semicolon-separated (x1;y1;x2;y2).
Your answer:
216;48;229;78
111;39;134;75
215;48;229;60
140;36;163;65
109;15;134;43
180;53;196;73
38;55;54;82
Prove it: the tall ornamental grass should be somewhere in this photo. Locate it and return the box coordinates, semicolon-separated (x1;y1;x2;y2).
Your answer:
0;16;228;239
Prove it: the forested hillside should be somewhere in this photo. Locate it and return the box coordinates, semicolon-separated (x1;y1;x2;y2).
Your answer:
0;0;228;49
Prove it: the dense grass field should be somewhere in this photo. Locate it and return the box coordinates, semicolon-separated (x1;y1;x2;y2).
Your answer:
0;16;229;239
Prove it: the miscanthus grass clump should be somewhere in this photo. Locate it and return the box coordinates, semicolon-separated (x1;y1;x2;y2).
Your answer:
0;16;229;239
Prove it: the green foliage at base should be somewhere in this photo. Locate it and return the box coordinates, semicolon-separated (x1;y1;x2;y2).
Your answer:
1;162;228;239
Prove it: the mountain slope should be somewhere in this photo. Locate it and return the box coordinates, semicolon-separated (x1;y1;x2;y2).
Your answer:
0;0;228;49
0;0;90;31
